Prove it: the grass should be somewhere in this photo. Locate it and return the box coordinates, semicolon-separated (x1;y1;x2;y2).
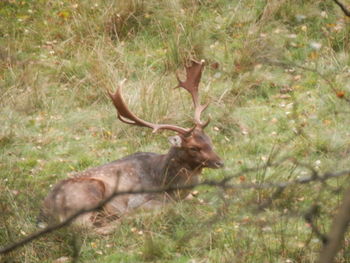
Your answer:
1;0;350;262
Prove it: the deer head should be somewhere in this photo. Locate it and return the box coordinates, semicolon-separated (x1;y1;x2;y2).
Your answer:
108;60;224;169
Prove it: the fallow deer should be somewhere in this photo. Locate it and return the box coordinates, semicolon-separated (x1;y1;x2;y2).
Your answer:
39;60;224;230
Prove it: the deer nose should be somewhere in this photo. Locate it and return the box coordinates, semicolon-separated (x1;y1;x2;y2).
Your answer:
214;160;224;168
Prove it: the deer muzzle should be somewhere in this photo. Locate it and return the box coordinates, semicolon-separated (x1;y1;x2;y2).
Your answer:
204;153;224;169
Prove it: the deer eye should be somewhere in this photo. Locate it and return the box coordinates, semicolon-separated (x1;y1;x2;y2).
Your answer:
189;147;200;152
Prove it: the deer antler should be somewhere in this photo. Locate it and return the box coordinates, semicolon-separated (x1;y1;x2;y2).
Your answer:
176;59;210;127
108;81;193;135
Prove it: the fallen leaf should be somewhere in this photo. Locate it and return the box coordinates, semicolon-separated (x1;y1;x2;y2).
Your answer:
57;11;70;19
323;119;331;125
280;86;293;94
308;51;318;60
336;90;345;98
210;62;219;70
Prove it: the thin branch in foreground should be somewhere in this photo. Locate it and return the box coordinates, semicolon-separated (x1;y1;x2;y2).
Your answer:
0;158;291;255
0;167;349;255
255;186;286;212
265;59;350;103
333;0;350;17
71;234;81;263
0;178;231;255
318;186;350;263
304;204;328;245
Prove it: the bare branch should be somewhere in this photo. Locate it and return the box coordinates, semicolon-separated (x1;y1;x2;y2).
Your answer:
317;186;350;263
333;0;350;17
0;166;349;255
304;204;328;245
265;60;350;103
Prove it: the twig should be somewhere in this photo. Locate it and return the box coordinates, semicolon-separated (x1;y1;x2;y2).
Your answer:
265;60;350;103
318;186;350;263
333;0;350;17
0;167;349;255
255;186;286;212
304;204;328;245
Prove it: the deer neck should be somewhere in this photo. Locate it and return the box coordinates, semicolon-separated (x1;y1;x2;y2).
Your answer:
155;147;202;188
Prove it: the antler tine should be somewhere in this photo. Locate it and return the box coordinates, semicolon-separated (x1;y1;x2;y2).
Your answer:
108;81;191;135
176;59;210;127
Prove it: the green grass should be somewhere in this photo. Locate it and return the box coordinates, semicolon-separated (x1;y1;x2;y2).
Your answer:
1;0;350;262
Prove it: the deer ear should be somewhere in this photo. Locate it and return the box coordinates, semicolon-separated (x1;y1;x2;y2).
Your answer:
168;135;182;147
